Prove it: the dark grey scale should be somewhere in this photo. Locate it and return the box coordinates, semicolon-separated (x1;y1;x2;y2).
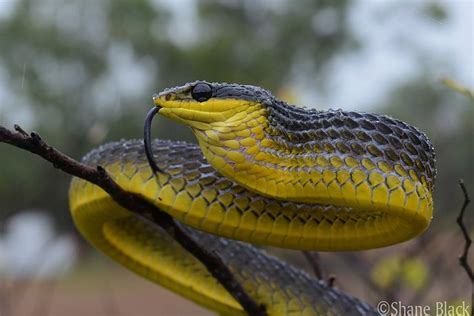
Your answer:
419;149;428;162
336;142;351;154
327;129;340;139
388;136;403;150
404;142;419;156
359;120;376;131
340;130;356;141
400;152;414;167
231;185;246;195
183;161;201;171
259;99;437;188
198;165;215;174
199;177;216;189
408;131;422;146
350;143;365;156
330;117;345;128
206;82;275;103
214;86;257;101
374;122;392;135
343;116;360;129
136;78;438;183
372;133;389;145
384;149;399;162
315;129;329;140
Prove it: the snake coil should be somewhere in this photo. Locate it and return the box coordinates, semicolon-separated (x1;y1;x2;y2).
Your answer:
69;81;436;315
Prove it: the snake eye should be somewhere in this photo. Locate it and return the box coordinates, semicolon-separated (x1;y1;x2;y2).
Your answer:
191;83;212;102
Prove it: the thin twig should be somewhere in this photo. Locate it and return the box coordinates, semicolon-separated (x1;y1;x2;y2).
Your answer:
457;179;473;314
0;125;267;316
302;251;323;280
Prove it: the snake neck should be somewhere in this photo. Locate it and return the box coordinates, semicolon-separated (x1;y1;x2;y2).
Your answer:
194;100;436;210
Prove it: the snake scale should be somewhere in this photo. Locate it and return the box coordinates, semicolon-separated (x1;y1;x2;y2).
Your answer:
69;81;436;315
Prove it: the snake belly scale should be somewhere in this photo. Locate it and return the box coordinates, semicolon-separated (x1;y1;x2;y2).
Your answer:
69;81;436;315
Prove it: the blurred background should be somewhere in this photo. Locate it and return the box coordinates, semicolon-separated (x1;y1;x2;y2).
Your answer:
0;0;472;315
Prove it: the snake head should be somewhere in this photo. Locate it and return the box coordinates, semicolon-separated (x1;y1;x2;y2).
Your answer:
152;81;272;130
146;81;274;174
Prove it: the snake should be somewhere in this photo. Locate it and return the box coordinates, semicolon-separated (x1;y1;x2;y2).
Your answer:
69;81;436;315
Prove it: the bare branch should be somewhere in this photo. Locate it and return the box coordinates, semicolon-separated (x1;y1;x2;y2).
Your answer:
457;179;473;314
302;251;323;280
0;125;267;316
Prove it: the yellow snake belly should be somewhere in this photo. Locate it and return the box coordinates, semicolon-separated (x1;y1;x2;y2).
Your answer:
69;140;378;315
71;140;431;251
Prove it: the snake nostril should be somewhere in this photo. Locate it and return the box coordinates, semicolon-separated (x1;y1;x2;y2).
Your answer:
165;93;174;101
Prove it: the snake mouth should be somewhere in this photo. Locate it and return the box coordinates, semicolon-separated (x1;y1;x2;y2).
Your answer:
144;106;162;174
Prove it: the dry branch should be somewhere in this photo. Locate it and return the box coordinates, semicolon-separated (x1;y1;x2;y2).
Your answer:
0;124;267;316
302;251;324;280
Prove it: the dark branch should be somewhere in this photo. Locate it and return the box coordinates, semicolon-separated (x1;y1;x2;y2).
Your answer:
0;125;267;316
302;251;323;280
457;179;473;314
301;251;336;287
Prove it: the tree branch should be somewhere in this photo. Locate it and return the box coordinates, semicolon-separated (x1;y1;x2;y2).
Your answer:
302;251;323;280
457;179;473;314
302;251;336;287
0;124;267;316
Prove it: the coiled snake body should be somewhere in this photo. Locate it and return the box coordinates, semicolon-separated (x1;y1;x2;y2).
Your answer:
69;81;436;315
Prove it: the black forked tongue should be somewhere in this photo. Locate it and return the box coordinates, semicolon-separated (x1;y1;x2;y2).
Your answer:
144;106;162;174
